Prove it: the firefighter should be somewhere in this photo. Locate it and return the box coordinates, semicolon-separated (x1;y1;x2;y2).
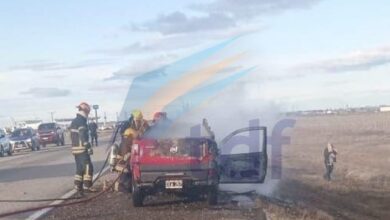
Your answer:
152;112;167;124
88;119;98;146
323;143;337;181
146;112;172;138
114;127;138;192
132;109;149;136
70;102;96;195
113;110;149;192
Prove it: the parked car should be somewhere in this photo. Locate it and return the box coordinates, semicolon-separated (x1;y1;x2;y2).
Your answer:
0;129;12;156
37;123;65;147
9;128;40;151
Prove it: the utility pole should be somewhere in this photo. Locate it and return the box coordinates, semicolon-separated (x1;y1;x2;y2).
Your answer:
49;112;55;122
92;105;99;126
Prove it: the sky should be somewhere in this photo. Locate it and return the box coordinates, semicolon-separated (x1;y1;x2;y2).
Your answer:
1;0;390;123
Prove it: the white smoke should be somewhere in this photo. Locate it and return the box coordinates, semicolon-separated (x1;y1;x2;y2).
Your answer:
169;73;286;196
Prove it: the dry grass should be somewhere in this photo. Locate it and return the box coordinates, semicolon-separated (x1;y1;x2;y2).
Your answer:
271;112;390;220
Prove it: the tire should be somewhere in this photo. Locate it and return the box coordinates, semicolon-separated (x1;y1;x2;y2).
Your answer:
207;185;218;206
0;145;4;157
187;190;203;201
36;141;40;151
42;144;46;148
127;175;133;193
132;181;144;207
61;136;65;146
7;144;12;156
31;142;36;151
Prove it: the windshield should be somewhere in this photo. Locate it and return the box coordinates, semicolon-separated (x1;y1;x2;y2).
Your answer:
11;129;31;138
142;138;207;158
38;123;56;131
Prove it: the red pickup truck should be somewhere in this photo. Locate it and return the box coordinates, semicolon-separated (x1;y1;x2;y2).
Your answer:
125;121;267;207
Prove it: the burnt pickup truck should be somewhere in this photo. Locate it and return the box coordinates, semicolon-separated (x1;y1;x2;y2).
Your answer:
112;119;267;207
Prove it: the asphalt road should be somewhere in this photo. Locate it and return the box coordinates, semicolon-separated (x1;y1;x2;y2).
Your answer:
0;133;111;220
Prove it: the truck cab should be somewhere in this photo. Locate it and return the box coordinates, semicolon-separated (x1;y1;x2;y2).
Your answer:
124;119;267;207
130;137;219;206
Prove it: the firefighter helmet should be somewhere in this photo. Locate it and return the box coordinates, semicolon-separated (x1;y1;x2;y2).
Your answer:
132;110;143;120
77;102;91;115
123;127;138;138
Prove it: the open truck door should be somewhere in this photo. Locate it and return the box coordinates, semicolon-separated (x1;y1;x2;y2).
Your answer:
218;126;267;184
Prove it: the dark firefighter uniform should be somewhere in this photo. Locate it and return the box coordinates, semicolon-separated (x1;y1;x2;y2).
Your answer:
88;121;98;146
70;113;94;192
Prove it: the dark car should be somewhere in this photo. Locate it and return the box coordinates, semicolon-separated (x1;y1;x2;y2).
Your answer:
9;128;40;151
38;123;65;147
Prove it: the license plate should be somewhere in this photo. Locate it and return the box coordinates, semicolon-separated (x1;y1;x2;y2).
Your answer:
165;180;183;189
43;137;49;140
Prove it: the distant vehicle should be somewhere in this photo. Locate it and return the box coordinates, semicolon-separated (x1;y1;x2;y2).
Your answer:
9;128;40;151
37;123;65;147
99;125;113;131
0;129;12;157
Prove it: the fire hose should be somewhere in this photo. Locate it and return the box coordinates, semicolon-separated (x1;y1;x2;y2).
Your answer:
0;151;111;203
0;122;125;218
0;122;123;204
0;162;127;218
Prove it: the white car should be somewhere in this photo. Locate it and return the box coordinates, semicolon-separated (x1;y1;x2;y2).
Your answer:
0;129;12;157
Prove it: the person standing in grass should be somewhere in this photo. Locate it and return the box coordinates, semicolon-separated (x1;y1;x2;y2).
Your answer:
323;143;337;181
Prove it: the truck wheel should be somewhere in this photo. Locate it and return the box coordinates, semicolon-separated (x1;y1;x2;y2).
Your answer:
0;145;4;157
132;182;144;207
36;142;41;151
207;185;218;206
8;144;13;156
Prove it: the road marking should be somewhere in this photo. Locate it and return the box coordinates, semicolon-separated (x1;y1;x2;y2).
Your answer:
26;166;110;220
0;146;70;165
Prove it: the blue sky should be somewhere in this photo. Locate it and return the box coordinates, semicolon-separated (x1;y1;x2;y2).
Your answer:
0;0;390;122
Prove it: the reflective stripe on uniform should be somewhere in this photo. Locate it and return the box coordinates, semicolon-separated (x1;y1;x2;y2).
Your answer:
72;150;86;154
85;164;89;176
74;175;83;181
72;146;86;154
72;146;86;150
84;164;92;181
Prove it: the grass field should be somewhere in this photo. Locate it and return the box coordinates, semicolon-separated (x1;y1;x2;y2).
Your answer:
267;112;390;220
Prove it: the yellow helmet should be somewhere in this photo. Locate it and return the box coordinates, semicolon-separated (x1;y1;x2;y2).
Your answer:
123;128;138;138
132;109;143;120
